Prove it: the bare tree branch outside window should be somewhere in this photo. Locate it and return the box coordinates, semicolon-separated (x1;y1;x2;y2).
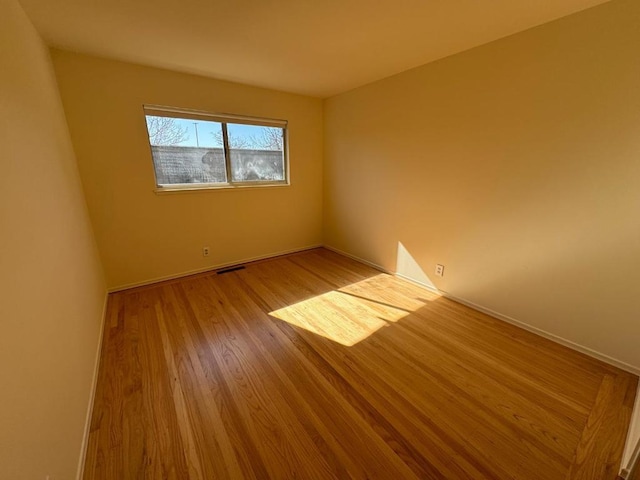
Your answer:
146;116;189;146
211;127;283;150
211;130;251;149
249;127;284;151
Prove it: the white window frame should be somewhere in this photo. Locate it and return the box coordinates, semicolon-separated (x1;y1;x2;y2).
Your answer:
143;104;289;192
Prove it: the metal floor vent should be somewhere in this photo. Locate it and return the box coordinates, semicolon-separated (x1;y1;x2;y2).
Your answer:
217;265;246;275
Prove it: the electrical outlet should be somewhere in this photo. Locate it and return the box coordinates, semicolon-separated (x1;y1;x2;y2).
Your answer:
435;264;445;277
202;246;210;257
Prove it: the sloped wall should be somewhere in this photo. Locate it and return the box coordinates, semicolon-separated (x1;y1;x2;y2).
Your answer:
0;0;106;478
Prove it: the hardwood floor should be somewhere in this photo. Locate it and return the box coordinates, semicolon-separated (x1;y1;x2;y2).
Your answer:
84;248;637;479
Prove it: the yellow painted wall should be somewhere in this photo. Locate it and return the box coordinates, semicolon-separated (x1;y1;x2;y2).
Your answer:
51;51;324;290
0;0;107;478
324;0;640;369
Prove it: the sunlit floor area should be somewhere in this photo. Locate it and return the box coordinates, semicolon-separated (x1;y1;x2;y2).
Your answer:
85;248;637;479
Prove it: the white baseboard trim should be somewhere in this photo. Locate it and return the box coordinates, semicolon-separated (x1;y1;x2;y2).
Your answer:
76;291;109;480
622;443;640;480
622;386;640;477
437;290;640;376
322;245;391;274
621;436;640;479
323;244;640;376
108;244;323;293
631;445;640;478
395;272;440;294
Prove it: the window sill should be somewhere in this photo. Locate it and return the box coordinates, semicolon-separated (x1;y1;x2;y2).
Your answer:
153;182;290;194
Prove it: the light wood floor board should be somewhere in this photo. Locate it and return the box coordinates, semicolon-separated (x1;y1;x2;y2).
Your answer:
84;248;637;479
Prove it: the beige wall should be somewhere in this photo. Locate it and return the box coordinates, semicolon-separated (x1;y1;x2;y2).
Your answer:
0;0;107;478
51;51;324;290
324;0;640;370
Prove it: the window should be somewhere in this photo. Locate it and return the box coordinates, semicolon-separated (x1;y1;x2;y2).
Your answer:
143;105;288;190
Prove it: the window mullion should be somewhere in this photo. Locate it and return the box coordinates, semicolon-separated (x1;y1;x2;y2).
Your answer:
221;123;233;184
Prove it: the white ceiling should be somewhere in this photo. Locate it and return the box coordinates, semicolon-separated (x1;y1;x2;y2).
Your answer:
19;0;611;98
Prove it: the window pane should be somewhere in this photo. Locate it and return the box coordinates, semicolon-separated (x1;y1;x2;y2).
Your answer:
145;115;227;185
227;123;285;183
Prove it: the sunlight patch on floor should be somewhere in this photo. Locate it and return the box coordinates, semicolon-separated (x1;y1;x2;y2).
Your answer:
269;275;437;346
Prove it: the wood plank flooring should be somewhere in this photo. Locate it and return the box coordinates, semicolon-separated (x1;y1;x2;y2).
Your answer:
84;248;637;479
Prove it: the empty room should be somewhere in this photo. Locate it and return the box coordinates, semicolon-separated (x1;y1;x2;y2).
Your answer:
2;0;640;478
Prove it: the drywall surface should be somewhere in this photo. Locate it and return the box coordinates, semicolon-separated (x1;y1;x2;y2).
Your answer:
324;0;640;369
52;51;323;289
0;0;106;478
